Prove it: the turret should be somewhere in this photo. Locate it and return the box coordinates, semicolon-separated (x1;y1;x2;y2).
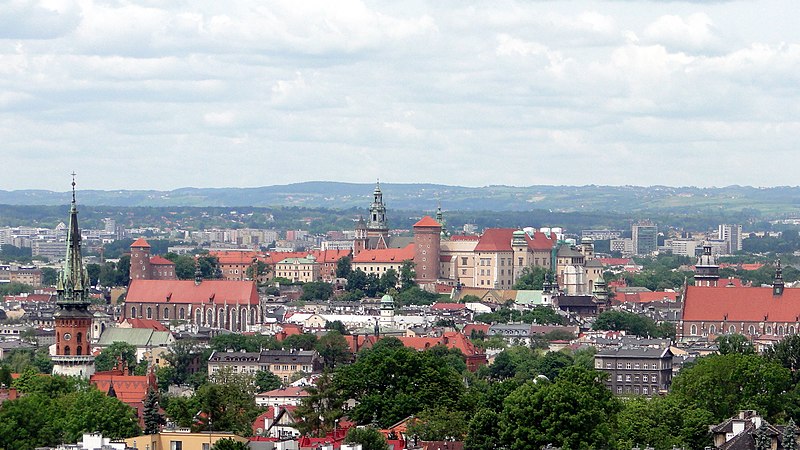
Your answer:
774;259;785;296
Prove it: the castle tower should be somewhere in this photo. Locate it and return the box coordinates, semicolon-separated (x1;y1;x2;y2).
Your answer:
52;176;95;379
413;216;442;286
579;237;594;260
694;244;719;287
353;216;368;256
130;237;152;281
367;182;389;240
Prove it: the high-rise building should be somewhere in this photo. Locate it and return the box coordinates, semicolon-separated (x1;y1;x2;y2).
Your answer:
632;221;658;256
718;224;743;254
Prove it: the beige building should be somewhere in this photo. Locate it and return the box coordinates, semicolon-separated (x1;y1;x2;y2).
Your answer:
274;256;320;283
124;430;246;450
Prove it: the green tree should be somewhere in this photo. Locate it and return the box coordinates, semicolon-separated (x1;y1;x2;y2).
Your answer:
211;438;249;450
162;394;201;428
41;267;58;286
282;333;318;351
616;395;714;450
379;268;399;294
407;407;468;441
767;334;800;378
593;310;669;338
335;338;465;427
95;341;138;373
245;260;268;281
57;387;141;443
335;255;352;279
0;282;33;296
316;331;352;369
255;370;282;392
196;369;260;436
344;426;389;450
0;393;59;450
325;320;349;335
399;260;416;291
534;351;574;381
499;366;621;450
671;353;791;421
465;409;501;450
512;267;548;290
301;281;333;301
294;371;344;436
715;334;755;355
142;386;165;434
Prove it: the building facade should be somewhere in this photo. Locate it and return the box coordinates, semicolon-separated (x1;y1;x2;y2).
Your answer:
208;349;323;383
594;346;673;396
632;221;658;256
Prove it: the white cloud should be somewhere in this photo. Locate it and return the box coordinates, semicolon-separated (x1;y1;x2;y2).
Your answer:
1;0;800;190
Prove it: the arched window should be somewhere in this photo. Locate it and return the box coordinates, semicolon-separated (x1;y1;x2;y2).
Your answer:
779;326;784;335
77;332;82;344
749;325;756;335
147;307;152;319
729;325;735;334
207;310;213;326
766;326;773;334
64;346;71;356
180;308;185;320
690;324;697;335
791;326;796;335
709;325;716;334
77;346;82;355
131;306;136;318
163;308;169;320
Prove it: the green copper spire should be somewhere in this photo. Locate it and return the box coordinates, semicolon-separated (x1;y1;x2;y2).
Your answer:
57;174;90;305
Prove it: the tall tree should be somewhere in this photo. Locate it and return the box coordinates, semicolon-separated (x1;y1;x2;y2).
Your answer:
344;426;389;450
399;260;416;291
95;341;138;373
499;366;621;450
335;255;352;279
316;331;352;369
294;371;344;436
211;438;248;450
142;386;165;434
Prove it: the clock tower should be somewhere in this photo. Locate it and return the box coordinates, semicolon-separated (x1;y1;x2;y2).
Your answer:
52;175;95;378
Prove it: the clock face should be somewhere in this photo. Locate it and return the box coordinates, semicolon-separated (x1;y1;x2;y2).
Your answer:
63;333;72;341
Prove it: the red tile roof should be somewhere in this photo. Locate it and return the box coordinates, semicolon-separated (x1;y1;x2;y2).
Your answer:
127;279;259;305
474;228;556;252
262;249;351;265
398;332;483;357
599;258;634;266
148;256;175;265
414;216;442;228
351;244;415;263
462;323;490;337
130;238;151;248
211;251;259;265
621;292;679;303
683;286;800;322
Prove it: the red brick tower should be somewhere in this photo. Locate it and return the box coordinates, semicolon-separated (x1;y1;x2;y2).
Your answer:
53;176;95;378
413;216;442;285
130;237;152;281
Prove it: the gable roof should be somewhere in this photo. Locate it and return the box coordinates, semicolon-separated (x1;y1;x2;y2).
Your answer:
97;328;174;347
127;279;259;305
683;285;800;322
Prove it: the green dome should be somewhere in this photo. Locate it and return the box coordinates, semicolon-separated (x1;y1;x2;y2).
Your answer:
381;294;394;303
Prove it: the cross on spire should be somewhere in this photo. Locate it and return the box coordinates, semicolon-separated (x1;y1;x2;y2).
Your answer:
71;171;77;203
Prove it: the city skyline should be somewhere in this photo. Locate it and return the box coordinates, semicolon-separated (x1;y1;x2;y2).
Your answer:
2;0;799;190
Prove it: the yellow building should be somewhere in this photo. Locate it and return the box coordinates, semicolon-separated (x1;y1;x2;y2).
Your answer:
124;430;247;450
274;256;320;283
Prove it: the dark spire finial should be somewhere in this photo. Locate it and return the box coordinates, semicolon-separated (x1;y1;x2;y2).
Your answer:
71;171;76;204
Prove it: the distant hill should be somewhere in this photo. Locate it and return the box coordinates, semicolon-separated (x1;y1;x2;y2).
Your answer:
1;182;800;216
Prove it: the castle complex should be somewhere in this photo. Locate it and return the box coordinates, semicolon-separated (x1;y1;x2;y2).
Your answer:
352;183;605;294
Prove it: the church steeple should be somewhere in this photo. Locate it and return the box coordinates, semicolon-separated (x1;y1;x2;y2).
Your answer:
774;259;785;296
57;173;90;305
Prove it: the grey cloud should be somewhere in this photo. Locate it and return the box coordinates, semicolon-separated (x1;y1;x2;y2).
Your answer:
0;1;82;39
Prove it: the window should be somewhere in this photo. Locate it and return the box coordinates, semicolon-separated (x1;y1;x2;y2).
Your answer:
729;325;736;333
131;306;136;318
643;387;649;395
606;363;612;369
690;324;697;335
709;325;715;334
643;375;648;382
625;374;631;381
461;257;468;265
749;325;756;334
616;363;623;369
147;307;152;319
766;326;773;334
634;387;639;394
461;269;467;275
170;441;183;450
164;308;169;319
617;386;623;394
634;363;640;369
626;363;631;369
64;346;71;355
518;257;523;265
617;375;622;381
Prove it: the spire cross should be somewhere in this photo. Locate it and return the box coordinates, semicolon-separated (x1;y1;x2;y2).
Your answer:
70;172;77;203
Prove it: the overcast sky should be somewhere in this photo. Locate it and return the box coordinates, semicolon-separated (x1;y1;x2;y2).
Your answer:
2;0;799;191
